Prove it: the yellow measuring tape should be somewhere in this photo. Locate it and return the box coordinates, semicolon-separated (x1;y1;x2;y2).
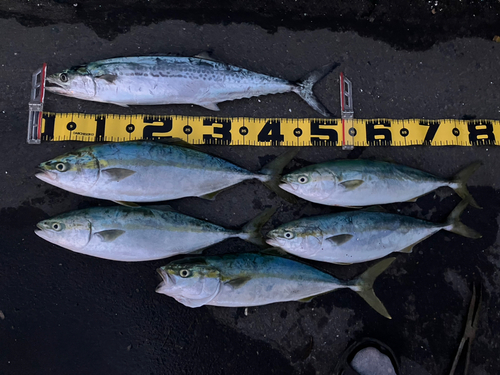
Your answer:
40;112;499;146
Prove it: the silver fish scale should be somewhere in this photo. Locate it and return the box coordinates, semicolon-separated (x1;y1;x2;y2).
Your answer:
85;56;293;105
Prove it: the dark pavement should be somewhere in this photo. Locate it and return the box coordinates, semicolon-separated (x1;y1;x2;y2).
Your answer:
1;2;499;374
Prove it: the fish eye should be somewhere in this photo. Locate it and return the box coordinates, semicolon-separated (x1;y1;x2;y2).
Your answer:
55;162;68;172
298;175;309;184
60;73;68;82
179;269;191;278
52;222;62;231
284;231;295;239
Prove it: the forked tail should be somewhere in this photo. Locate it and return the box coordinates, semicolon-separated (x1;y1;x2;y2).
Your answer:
293;62;339;117
238;207;277;246
445;199;482;239
349;257;396;319
258;148;299;202
451;161;482;209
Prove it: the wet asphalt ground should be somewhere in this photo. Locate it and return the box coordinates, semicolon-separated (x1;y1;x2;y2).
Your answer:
1;1;500;374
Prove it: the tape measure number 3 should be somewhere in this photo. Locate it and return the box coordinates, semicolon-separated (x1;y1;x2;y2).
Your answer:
27;65;499;147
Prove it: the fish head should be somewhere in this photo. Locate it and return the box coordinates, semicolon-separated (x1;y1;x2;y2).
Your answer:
35;212;92;251
280;166;336;202
46;66;96;100
156;257;221;307
266;224;322;256
36;147;100;195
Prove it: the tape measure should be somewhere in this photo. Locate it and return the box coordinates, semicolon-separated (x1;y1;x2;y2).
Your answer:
37;113;499;147
27;65;499;147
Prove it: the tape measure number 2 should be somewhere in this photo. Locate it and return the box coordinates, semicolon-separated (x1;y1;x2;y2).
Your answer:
27;66;499;146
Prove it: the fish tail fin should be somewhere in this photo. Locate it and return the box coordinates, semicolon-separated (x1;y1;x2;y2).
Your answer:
293;62;339;117
238;207;277;246
350;257;395;319
258;148;299;202
445;200;482;239
451;161;482;209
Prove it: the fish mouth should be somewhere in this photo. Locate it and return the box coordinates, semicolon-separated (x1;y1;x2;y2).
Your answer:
155;270;175;294
156;268;174;288
279;182;296;192
34;229;51;241
265;238;280;247
35;170;58;183
45;77;69;94
155;280;166;294
45;85;67;94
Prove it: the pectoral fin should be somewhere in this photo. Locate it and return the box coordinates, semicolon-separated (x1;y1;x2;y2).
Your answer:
226;276;252;289
325;234;353;246
198;102;220;111
94;229;125;242
95;74;118;83
339;180;364;191
102;168;136;182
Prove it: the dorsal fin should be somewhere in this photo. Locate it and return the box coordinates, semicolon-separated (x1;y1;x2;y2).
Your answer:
194;51;217;61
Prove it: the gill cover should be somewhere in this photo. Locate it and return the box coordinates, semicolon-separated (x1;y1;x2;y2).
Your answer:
280;168;335;201
35;214;92;251
267;226;323;256
36;147;100;196
45;65;96;99
156;262;221;308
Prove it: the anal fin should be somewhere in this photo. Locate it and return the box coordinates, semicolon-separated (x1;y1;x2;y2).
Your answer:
198;102;220;111
399;245;414;253
199;187;231;201
113;201;140;207
298;296;315;303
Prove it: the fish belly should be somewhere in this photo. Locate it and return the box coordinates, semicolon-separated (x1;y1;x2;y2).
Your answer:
94;64;292;106
91;166;249;201
328;179;445;206
208;277;337;307
90;142;256;201
316;227;439;263
81;229;229;261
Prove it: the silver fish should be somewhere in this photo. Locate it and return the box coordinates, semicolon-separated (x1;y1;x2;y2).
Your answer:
156;252;396;319
35;206;275;262
266;200;481;264
45;56;338;116
35;140;297;204
280;159;482;208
